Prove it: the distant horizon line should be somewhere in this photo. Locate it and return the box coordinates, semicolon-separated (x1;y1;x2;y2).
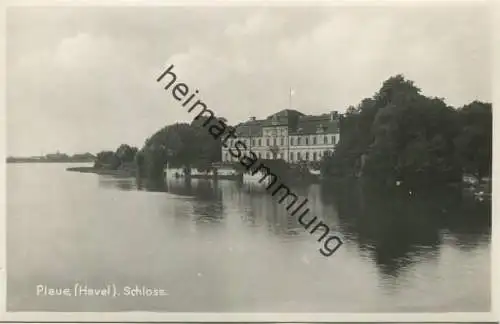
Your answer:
7;93;491;158
6;151;97;158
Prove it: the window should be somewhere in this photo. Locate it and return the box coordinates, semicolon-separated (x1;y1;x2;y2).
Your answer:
273;138;277;146
297;137;302;145
280;137;284;146
313;152;317;161
258;152;262;158
313;137;317;145
324;136;328;144
297;152;301;160
290;152;294;161
279;153;283;159
333;136;337;145
305;137;309;145
291;138;295;146
305;152;309;160
266;152;270;159
258;138;262;146
266;138;270;146
252;139;255;146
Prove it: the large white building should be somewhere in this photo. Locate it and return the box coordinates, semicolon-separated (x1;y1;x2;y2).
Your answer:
222;109;341;164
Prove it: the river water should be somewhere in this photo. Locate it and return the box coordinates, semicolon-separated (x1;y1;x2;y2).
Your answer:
7;163;491;312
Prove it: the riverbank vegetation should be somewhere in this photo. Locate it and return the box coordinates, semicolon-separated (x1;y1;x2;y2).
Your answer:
135;116;225;178
320;75;491;189
75;74;491;190
68;144;139;176
7;152;95;163
93;144;138;171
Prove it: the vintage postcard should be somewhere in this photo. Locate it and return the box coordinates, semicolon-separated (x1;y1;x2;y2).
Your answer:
0;0;496;322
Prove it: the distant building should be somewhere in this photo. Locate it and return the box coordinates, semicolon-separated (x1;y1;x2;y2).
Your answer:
221;109;341;164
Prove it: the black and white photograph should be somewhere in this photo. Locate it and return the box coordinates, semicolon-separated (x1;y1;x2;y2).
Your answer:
3;0;494;319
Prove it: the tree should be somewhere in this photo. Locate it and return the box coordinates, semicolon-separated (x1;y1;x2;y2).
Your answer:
321;74;484;188
137;115;228;178
142;123;192;172
454;101;492;180
115;144;138;164
94;151;120;169
190;116;224;170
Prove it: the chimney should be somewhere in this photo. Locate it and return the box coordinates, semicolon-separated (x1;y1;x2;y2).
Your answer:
249;116;256;121
330;111;338;121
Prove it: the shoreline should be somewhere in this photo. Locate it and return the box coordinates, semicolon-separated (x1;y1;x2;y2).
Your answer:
66;166;136;177
7;160;95;164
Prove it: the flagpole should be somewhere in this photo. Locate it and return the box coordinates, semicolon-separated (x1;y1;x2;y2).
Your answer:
288;87;292;163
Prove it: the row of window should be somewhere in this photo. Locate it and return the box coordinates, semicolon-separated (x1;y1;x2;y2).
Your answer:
227;135;337;147
290;151;324;161
224;150;331;162
263;128;287;137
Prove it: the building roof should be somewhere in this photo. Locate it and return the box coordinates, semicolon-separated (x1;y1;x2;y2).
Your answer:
267;109;305;119
234;109;340;136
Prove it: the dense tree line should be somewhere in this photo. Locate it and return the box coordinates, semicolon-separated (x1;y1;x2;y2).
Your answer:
321;75;492;188
135;116;225;178
70;152;96;161
94;144;138;170
7;152;96;163
129;74;491;185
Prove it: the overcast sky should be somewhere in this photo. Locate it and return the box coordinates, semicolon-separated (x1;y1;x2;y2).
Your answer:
7;3;491;156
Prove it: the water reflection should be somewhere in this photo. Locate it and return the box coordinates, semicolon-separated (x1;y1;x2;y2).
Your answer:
320;180;490;278
8;164;491;312
101;174;490;281
137;177;167;192
98;176;137;191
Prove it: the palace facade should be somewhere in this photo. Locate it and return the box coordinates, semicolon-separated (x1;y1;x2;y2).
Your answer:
222;109;341;164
